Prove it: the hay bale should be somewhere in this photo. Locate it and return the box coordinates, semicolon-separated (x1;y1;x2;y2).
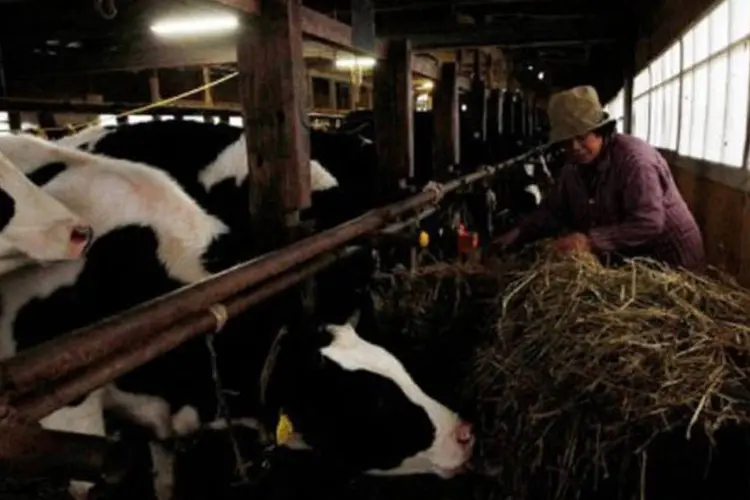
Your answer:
371;242;750;500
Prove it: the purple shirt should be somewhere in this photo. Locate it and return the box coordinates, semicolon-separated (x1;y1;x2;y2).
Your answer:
517;133;706;271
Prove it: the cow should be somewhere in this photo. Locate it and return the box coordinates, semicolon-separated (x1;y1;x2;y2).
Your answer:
55;120;381;234
0;134;475;500
0;149;93;276
55;119;421;271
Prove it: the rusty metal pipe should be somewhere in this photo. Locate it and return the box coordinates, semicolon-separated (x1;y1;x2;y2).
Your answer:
0;148;541;399
14;246;361;421
0;208;390;396
0;422;130;483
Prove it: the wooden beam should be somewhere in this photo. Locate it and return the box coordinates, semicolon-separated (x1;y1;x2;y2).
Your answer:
237;0;311;232
9;41;443;83
373;39;413;194
432;62;459;174
210;1;441;79
0;97;242;115
486;88;500;139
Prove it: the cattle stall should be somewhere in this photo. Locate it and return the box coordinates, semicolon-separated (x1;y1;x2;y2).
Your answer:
2;0;748;499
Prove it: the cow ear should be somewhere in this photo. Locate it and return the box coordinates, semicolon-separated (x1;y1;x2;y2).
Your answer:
346;308;361;328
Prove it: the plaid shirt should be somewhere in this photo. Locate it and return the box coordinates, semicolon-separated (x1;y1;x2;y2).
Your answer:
517;133;706;271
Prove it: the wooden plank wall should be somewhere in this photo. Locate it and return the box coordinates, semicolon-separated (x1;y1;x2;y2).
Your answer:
663;154;750;285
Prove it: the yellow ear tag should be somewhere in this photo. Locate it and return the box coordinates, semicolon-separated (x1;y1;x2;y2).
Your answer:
276;413;295;445
418;230;430;248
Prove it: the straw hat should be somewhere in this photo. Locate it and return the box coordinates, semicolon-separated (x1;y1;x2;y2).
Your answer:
547;85;616;144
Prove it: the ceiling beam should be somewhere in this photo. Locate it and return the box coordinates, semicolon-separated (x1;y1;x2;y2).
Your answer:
407;35;617;50
7;37;461;86
205;2;452;81
376;16;621;49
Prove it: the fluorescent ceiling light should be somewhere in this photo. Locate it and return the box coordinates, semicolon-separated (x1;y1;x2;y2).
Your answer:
150;15;239;37
334;56;376;69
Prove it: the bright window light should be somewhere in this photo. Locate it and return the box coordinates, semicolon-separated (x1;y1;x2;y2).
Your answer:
418;80;434;91
183;115;204;122
334;57;376;69
150;14;239;37
128;114;153;124
229;116;244;127
99;114;118;127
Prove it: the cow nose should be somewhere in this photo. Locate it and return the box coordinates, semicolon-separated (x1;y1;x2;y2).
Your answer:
69;225;94;257
454;420;475;449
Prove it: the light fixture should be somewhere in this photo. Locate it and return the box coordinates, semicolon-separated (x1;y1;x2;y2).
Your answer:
334;56;376;69
538;71;545;80
418;80;435;91
527;65;533;70
461;104;468;112
150;14;239;37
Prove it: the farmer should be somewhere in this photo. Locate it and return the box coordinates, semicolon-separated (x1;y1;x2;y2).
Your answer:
493;85;705;271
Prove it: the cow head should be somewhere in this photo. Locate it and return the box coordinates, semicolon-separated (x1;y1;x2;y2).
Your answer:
0;151;93;274
263;309;475;479
489;155;553;233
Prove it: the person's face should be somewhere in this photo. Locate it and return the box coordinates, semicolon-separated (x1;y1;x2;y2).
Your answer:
563;132;603;165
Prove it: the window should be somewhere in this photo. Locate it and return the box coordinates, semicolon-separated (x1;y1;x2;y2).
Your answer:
128;114;153;124
99;114;118;127
229;116;243;127
634;0;750;168
604;88;625;132
632;67;650;141
0;112;10;136
639;43;681;149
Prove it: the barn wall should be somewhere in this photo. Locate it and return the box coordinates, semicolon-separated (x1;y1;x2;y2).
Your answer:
635;0;750;283
659;150;750;285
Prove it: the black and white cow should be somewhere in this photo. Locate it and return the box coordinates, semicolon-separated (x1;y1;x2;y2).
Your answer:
0;134;474;499
55;120;386;234
485;153;554;236
0;149;92;275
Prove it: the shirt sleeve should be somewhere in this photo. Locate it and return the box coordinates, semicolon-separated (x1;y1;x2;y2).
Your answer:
587;157;665;252
515;170;569;244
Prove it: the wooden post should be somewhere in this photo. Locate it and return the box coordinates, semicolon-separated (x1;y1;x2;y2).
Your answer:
623;76;634;134
237;0;311;244
374;39;413;196
307;74;314;109
202;67;214;106
485;88;501;161
8;112;20;132
486;88;500;138
149;70;161;102
433;62;459;175
328;79;337;110
470;50;487;142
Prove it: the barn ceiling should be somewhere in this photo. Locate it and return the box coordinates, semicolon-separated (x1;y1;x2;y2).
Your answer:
302;0;641;100
0;0;646;102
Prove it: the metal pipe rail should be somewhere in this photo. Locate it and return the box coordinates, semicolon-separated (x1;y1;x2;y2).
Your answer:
13;246;362;421
0;146;546;408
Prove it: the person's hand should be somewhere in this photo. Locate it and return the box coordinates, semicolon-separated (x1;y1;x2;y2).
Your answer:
553;232;591;255
490;227;521;252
